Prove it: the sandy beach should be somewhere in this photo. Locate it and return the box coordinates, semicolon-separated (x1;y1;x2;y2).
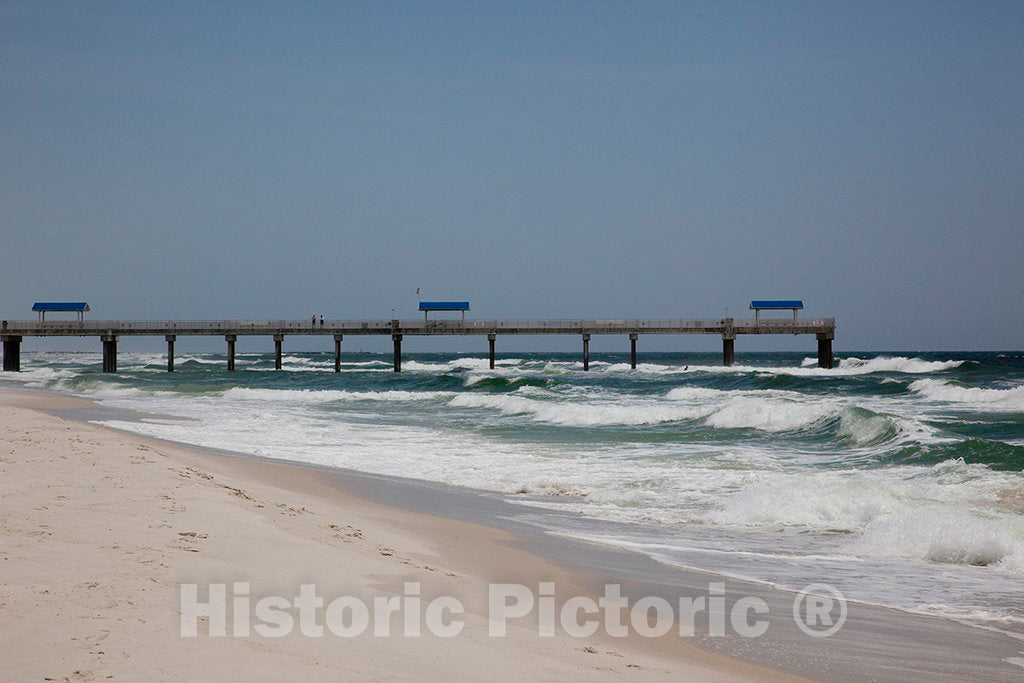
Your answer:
4;386;1023;682
0;389;783;681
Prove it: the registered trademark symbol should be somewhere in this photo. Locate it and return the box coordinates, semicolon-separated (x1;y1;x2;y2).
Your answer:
793;583;847;638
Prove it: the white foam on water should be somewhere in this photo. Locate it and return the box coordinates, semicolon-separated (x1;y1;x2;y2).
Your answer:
174;355;226;365
450;357;526;369
851;505;1024;571
448;393;713;427
836;408;901;446
68;383;149;398
911;605;1024;626
386;357;529;374
0;365;79;387
400;360;455;372
554;534;866;564
703;461;1024;569
838;356;966;374
597;362;691;374
679;355;966;377
222;387;456;403
462;365;551;386
703;396;836;432
668;386;854;433
511;385;560;398
514;481;592;497
909;379;1024;411
447;382;932;439
705;470;903;529
665;386;741;400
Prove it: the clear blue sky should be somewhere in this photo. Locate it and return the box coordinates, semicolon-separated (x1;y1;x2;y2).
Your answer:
2;1;1022;353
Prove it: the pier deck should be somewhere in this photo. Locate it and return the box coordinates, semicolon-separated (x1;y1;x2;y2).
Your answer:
1;317;836;372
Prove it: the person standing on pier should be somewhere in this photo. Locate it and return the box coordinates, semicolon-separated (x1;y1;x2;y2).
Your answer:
311;313;316;328
320;315;324;328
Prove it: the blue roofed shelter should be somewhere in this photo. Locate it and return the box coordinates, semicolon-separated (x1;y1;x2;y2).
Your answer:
33;302;90;322
418;301;470;322
750;300;803;323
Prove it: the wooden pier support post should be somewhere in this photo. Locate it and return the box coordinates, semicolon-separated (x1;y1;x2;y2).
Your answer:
165;335;175;372
273;334;283;370
582;333;591;371
226;335;236;371
722;318;736;367
629;333;638;369
392;334;403;372
101;335;118;373
2;335;21;372
488;333;496;369
334;335;343;372
817;332;834;369
722;336;735;367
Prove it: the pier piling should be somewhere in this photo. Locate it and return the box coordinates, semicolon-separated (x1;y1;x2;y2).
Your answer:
488;333;496;369
392;334;403;372
817;332;834;369
722;336;735;367
165;335;175;372
273;334;283;370
722;318;736;367
629;333;638;369
582;333;591;371
1;335;21;372
334;335;343;373
226;335;236;371
101;335;117;373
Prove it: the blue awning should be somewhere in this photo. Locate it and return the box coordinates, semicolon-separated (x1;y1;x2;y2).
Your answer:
419;301;470;311
32;302;90;312
750;300;803;310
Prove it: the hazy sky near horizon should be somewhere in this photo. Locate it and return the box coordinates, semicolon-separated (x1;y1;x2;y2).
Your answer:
1;1;1022;352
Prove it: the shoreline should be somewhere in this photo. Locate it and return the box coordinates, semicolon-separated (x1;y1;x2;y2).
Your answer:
2;386;1023;680
0;388;789;681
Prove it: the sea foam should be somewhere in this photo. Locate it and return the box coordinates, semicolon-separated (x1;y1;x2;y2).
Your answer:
447;393;712;426
909;379;1024;411
222;387;457;402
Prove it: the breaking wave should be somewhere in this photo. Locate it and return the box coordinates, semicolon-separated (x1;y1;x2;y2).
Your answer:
852;506;1024;571
448;393;711;426
702;396;835;432
221;387;457;403
838;356;966;374
909;379;1024;411
705;462;1024;570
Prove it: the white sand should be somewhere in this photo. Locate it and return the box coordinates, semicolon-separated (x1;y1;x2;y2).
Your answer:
0;391;785;681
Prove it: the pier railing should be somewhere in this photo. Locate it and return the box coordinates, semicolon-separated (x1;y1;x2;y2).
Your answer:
1;317;835;335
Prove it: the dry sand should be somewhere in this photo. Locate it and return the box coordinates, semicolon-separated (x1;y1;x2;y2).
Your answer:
0;390;785;681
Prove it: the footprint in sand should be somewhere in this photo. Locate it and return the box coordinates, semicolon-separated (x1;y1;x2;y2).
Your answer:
176;531;207;552
328;523;364;542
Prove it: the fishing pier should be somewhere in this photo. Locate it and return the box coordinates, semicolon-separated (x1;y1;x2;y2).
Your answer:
1;312;836;373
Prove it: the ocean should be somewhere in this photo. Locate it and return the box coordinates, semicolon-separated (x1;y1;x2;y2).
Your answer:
4;349;1023;636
